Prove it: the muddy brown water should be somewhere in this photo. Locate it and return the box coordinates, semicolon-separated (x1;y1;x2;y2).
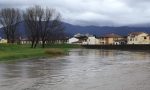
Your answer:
0;49;150;90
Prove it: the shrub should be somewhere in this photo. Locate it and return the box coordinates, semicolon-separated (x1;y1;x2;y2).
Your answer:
44;48;64;55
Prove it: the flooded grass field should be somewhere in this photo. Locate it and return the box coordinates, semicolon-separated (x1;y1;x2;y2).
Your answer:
0;49;150;90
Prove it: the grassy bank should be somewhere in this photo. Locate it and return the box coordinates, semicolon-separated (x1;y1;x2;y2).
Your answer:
0;44;80;61
45;44;81;48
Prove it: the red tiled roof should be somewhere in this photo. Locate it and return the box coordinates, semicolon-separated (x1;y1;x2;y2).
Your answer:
103;33;123;38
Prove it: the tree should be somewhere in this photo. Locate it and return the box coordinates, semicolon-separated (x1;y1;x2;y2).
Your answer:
23;6;43;48
24;5;64;48
0;8;21;43
47;16;65;44
41;12;65;48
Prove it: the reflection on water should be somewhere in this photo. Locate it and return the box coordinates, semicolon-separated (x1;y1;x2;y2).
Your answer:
0;49;150;90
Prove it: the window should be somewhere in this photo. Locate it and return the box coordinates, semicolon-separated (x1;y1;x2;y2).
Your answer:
144;37;147;39
130;39;132;41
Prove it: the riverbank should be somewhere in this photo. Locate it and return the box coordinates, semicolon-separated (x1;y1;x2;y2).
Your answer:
0;44;81;61
82;44;150;50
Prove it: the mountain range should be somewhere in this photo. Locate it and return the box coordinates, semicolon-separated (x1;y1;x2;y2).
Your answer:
63;22;150;36
0;22;150;38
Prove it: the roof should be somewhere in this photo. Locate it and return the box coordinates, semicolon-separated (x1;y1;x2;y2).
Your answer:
76;36;88;40
103;33;123;38
74;33;93;38
128;32;145;36
114;38;127;42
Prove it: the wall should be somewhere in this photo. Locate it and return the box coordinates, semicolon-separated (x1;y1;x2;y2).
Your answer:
68;38;79;44
105;37;124;45
87;37;99;45
128;33;150;44
0;39;7;43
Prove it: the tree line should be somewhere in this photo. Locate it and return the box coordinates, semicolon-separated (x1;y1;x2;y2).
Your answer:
0;5;65;48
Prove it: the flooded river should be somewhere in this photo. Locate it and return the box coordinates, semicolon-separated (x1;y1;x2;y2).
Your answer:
0;49;150;90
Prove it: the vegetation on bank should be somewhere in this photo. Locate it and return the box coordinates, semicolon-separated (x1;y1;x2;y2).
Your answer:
0;44;81;61
45;44;81;48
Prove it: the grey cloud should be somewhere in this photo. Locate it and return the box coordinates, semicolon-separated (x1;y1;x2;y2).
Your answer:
0;0;150;26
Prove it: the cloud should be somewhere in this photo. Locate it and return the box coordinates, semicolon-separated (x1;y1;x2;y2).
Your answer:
0;0;150;26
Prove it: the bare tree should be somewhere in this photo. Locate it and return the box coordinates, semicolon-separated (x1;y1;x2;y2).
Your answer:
40;8;54;48
41;12;65;48
47;15;65;44
0;8;21;43
24;5;64;48
23;6;43;48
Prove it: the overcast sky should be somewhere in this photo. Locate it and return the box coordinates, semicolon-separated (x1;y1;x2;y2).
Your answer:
1;0;150;26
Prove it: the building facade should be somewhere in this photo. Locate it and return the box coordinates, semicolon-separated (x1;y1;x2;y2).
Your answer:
86;36;99;45
0;37;7;43
98;33;125;45
127;32;150;44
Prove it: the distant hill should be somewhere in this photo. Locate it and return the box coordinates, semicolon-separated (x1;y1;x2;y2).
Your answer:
63;22;150;36
0;21;150;38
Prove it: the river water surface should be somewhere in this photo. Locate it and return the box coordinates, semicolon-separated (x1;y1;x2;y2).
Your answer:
0;49;150;90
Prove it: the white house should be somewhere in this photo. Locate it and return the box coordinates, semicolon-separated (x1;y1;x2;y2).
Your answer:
0;37;7;43
68;37;79;44
86;36;99;45
127;32;150;44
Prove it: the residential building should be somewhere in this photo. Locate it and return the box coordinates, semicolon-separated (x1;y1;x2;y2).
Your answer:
68;33;88;44
127;32;150;44
114;38;127;45
98;33;125;45
86;36;99;45
68;37;79;44
0;37;7;43
97;37;106;45
68;33;101;45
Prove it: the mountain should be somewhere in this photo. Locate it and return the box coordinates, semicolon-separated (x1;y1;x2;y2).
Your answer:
63;22;150;36
128;23;150;27
0;22;150;38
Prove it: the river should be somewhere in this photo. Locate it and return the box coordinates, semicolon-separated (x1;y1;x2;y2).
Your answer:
0;49;150;90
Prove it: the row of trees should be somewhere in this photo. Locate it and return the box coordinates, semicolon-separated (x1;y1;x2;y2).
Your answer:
0;5;64;48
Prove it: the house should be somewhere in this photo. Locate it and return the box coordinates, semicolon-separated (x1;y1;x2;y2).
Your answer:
98;37;106;45
0;37;7;43
19;36;68;44
19;38;32;44
68;33;88;44
49;37;69;44
114;38;127;45
98;33;125;45
86;35;99;45
68;33;101;45
127;32;150;44
68;37;79;44
76;35;88;44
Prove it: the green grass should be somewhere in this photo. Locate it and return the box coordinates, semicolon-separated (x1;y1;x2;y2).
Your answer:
45;44;81;48
0;44;81;61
